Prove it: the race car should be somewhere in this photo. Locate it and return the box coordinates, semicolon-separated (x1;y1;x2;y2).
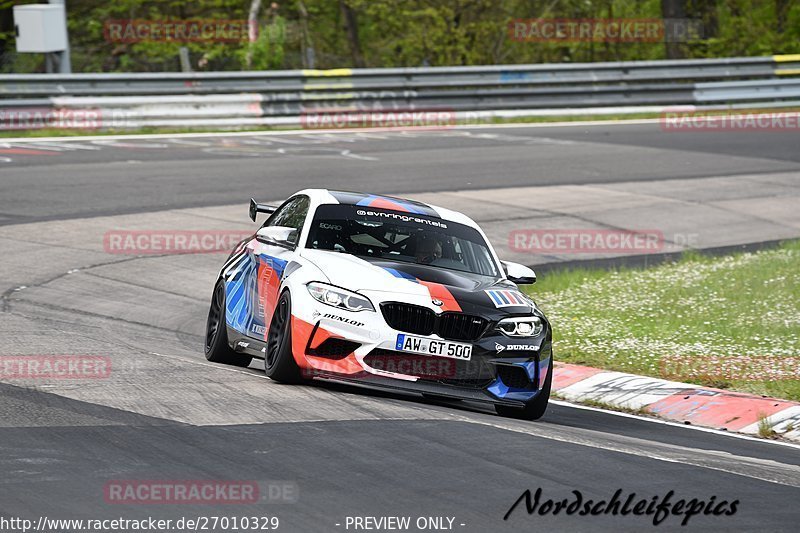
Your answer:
204;189;552;420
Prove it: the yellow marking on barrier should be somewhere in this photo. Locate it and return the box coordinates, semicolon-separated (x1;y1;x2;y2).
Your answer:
775;68;800;76
303;83;355;91
301;92;356;101
301;68;353;77
773;54;800;63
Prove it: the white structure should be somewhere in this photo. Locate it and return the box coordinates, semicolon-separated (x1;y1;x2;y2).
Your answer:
13;1;71;73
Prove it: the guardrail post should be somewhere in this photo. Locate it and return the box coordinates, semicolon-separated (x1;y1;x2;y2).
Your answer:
50;0;71;74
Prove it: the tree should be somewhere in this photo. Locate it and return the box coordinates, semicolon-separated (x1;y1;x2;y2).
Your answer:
339;0;364;67
245;0;263;68
662;0;687;59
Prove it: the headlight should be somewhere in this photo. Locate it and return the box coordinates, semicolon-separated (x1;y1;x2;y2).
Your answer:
307;282;374;312
497;316;543;337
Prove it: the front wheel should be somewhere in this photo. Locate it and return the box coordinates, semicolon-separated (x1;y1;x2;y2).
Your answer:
264;291;304;383
205;280;253;368
494;359;552;420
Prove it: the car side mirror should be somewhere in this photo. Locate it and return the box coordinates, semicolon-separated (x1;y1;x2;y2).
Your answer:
501;260;536;284
256;226;298;248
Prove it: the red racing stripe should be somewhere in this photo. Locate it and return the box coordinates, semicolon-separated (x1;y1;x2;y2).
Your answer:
0;148;56;156
368;197;410;212
290;316;363;376
418;280;462;312
256;259;283;334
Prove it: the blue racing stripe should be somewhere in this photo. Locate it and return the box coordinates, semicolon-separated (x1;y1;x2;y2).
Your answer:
383;267;419;283
487;291;503;305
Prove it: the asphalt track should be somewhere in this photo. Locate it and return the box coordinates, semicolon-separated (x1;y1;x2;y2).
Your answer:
2;122;800;223
1;122;799;532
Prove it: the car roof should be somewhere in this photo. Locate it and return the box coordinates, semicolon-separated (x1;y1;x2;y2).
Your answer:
294;188;477;228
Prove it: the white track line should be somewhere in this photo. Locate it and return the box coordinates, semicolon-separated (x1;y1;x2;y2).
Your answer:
0;118;664;145
455;412;800;488
550;399;800;450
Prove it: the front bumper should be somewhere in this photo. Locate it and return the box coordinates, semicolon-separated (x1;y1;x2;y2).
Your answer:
290;286;552;405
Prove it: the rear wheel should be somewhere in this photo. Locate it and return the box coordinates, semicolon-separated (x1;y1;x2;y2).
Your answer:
205;280;253;367
264;291;303;383
494;359;552;420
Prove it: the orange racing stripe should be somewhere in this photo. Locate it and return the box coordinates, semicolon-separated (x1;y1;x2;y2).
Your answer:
418;280;462;312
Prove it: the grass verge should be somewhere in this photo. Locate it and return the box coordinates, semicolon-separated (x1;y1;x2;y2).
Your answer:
526;240;800;401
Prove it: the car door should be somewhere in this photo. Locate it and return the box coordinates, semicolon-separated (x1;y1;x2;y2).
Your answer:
243;195;310;341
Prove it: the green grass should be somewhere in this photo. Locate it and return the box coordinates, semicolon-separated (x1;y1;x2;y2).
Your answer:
757;415;778;439
526;241;800;401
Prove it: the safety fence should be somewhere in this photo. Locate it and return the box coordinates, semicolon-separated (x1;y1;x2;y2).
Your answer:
1;55;799;129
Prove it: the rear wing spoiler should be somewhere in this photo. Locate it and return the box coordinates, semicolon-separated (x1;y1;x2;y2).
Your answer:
249;198;277;222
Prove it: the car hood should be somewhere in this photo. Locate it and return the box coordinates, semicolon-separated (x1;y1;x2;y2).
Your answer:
301;249;535;315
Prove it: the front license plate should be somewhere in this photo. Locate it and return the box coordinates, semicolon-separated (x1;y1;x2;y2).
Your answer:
395;334;472;361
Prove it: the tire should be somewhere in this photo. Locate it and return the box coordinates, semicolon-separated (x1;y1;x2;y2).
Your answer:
264;290;303;383
205;280;253;368
494;359;552;421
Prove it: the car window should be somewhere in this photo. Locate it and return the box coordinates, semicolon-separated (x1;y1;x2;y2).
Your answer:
265;195;310;244
307;204;499;277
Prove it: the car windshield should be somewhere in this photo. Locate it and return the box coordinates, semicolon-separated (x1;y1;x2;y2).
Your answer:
306;204;499;277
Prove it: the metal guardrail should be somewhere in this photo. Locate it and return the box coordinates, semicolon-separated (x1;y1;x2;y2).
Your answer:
1;55;799;128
